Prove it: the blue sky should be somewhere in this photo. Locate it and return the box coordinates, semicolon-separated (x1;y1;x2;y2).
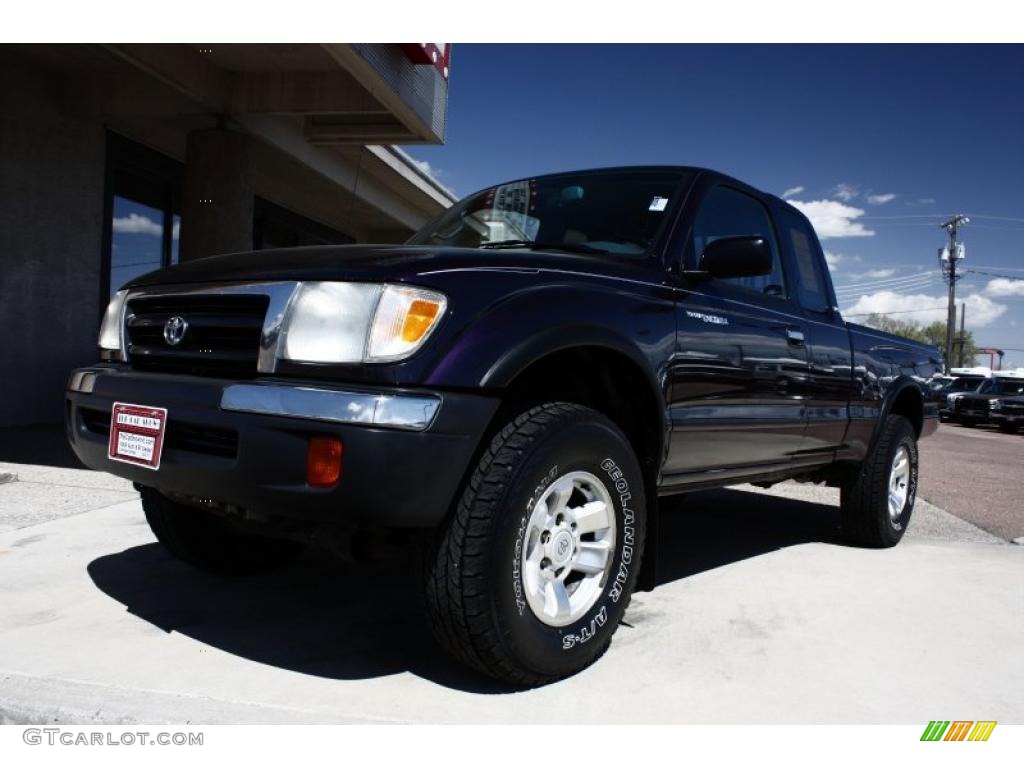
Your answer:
405;44;1024;368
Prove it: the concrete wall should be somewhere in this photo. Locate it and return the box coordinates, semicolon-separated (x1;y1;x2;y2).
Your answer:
0;61;106;427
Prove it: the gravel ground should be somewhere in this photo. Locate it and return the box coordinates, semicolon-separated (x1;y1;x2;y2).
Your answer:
918;421;1024;541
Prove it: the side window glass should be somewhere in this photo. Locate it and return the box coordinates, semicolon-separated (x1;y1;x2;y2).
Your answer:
782;209;831;313
692;186;786;298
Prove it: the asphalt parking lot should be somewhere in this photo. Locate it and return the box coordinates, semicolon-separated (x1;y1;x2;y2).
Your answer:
919;421;1024;541
1;429;1021;725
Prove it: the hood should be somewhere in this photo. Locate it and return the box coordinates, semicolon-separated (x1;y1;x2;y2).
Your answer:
123;244;647;289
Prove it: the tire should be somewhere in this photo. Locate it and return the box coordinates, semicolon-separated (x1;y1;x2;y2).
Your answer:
998;422;1018;434
141;488;305;575
425;403;646;686
840;414;918;548
960;418;976;427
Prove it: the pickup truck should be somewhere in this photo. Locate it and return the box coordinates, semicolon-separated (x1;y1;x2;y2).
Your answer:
955;374;1024;429
66;166;940;685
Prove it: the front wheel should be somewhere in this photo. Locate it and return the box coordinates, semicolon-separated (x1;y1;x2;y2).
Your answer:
998;422;1018;434
425;403;646;686
840;415;919;548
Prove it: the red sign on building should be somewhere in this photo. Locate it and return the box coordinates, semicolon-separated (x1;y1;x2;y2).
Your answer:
400;44;451;79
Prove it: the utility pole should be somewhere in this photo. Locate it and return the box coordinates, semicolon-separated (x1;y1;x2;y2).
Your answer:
957;302;966;367
939;214;969;371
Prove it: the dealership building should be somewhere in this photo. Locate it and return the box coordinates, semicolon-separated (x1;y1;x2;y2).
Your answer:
0;43;455;428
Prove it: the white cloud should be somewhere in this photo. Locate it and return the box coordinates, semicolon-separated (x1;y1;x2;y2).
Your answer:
832;183;859;202
112;213;162;237
866;193;896;205
787;199;874;239
409;157;440;178
844;291;1008;328
862;268;896;279
824;250;843;271
985;278;1024;297
781;185;804;199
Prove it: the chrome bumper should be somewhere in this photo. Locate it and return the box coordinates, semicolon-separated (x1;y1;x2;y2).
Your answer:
220;383;441;431
68;369;441;432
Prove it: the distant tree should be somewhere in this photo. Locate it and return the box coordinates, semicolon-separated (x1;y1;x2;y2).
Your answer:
862;313;978;368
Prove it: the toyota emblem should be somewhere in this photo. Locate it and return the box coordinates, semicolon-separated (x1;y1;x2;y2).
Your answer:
163;316;189;346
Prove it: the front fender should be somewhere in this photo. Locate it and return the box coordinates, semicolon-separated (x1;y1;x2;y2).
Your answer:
422;281;676;397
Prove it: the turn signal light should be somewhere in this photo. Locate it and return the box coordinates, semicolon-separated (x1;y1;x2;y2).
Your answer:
402;299;443;342
307;437;343;487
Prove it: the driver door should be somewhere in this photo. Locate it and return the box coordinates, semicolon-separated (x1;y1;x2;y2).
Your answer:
664;185;812;477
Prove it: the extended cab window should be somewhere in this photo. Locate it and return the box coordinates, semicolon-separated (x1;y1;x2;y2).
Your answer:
780;207;831;313
692;186;786;298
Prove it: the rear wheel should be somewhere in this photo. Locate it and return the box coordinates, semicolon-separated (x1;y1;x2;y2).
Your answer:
998;422;1018;434
841;415;918;548
425;403;645;686
960;418;976;427
141;488;305;575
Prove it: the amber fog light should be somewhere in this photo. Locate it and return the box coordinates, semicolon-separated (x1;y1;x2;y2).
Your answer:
307;437;343;487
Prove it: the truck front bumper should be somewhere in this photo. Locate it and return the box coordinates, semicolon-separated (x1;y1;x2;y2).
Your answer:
65;366;500;527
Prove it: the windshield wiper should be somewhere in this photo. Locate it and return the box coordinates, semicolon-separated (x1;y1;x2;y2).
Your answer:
479;239;609;255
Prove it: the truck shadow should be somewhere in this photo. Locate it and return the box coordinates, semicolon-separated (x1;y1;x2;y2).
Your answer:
86;486;845;694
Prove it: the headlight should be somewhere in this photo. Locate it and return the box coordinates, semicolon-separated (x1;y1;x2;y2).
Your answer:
98;290;128;357
280;282;446;365
989;399;1001;410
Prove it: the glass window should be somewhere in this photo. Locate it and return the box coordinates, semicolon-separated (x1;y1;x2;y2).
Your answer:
104;134;182;298
780;208;831;313
407;170;690;259
692;186;785;297
110;196;167;293
171;213;181;265
993;379;1024;396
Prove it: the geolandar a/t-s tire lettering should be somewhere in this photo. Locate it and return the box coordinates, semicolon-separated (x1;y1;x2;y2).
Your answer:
424;402;646;686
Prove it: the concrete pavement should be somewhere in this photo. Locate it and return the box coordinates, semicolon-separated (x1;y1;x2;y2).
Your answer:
1;468;1021;724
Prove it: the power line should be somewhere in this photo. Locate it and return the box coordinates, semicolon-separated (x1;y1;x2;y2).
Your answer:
965;269;1024;280
834;269;939;287
835;275;936;290
965;214;1024;223
843;305;948;317
834;275;941;294
856;214;944;220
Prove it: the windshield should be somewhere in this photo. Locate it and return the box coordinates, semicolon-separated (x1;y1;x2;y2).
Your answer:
992;379;1024;396
950;376;985;390
408;170;690;257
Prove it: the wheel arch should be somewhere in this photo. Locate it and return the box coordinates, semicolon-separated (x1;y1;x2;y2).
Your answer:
872;378;925;452
484;335;667;592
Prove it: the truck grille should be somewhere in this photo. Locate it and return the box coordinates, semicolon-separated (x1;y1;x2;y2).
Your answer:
955;398;990;415
125;294;269;378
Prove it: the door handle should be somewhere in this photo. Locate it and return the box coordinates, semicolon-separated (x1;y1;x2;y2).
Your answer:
786;328;805;347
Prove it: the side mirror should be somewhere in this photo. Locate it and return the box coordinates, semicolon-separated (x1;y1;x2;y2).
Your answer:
699;236;773;279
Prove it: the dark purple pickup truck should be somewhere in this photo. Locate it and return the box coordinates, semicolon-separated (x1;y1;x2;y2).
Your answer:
67;166;940;685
